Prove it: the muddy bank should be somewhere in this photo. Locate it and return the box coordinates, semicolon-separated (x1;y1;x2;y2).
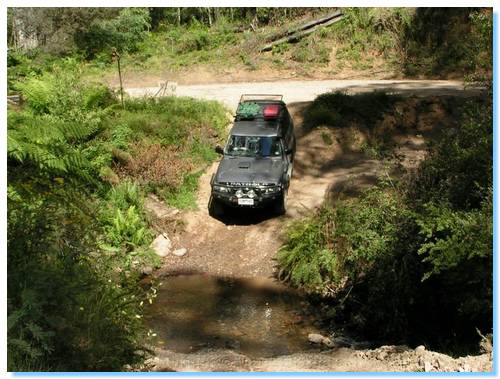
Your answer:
144;346;492;372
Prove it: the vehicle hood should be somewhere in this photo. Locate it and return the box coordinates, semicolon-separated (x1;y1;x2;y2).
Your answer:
215;157;284;185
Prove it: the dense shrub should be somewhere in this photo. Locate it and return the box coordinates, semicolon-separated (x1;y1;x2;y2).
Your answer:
78;8;151;58
7;190;148;371
8;63;228;370
303;91;397;129
402;8;492;77
278;94;492;352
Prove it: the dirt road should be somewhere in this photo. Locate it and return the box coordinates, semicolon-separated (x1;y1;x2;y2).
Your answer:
125;79;482;110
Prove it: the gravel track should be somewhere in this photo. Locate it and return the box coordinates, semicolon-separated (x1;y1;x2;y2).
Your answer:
125;79;482;110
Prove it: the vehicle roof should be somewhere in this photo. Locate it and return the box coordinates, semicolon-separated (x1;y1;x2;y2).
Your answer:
239;94;284;103
229;120;281;137
240;99;286;105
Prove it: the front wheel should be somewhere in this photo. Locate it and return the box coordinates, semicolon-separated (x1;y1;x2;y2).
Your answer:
208;195;224;217
274;191;287;216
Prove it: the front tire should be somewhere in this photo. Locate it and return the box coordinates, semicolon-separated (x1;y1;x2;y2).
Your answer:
208;195;224;217
274;191;287;216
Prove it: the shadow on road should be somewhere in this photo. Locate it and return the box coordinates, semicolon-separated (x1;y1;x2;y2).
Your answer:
209;203;281;226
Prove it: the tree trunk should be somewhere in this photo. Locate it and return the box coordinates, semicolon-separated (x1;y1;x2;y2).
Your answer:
177;8;181;26
207;7;212;27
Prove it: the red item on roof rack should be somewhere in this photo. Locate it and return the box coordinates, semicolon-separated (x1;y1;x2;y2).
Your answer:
263;104;280;118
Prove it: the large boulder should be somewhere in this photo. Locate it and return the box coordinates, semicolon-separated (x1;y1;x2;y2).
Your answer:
151;233;172;257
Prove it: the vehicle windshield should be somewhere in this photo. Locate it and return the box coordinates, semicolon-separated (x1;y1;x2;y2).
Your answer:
225;135;282;158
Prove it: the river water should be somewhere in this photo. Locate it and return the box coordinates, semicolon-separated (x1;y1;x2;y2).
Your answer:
144;274;325;358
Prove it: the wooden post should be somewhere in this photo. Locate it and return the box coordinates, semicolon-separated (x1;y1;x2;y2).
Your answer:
112;48;124;108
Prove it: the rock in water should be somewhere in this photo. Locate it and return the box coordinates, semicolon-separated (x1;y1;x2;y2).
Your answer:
308;333;325;344
151;234;172;257
172;248;188;257
322;337;335;348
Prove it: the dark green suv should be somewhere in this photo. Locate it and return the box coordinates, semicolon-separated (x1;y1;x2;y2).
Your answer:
209;95;296;216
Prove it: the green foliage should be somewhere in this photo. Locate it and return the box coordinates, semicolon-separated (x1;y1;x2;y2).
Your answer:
121;96;227;144
7;57;227;371
8;66;117;183
303;90;397;129
331;8;412;67
278;95;492;351
8;112;92;180
80;8;151;57
102;181;151;253
410;98;492;209
417;194;492;280
290;39;329;65
278;185;404;295
160;172;202;210
402;9;492;77
7;183;150;371
277;209;341;294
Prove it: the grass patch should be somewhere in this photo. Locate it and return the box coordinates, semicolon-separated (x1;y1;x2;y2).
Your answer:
160;171;202;210
113;96;228;209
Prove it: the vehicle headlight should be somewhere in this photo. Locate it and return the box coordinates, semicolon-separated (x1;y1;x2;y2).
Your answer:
235;189;243;198
263;186;280;193
214;185;229;193
247;189;256;199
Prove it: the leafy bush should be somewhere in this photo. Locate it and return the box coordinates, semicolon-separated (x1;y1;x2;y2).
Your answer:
408;98;492;209
416;194;492;280
402;8;492;77
278;185;405;295
8;56;228;370
80;8;151;57
278;94;492;351
303;91;397;129
7;182;150;371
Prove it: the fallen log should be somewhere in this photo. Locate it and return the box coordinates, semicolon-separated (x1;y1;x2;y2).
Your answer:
274;10;342;41
260;14;344;52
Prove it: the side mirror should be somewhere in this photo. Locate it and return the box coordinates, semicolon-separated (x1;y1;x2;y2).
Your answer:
215;145;224;155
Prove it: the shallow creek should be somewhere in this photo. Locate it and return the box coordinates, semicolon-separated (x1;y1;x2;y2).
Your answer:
144;274;325;358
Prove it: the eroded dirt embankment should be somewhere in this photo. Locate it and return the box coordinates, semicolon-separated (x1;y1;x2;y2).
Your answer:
144;94;492;372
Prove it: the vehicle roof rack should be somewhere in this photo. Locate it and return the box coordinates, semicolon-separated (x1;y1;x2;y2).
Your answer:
239;94;283;103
